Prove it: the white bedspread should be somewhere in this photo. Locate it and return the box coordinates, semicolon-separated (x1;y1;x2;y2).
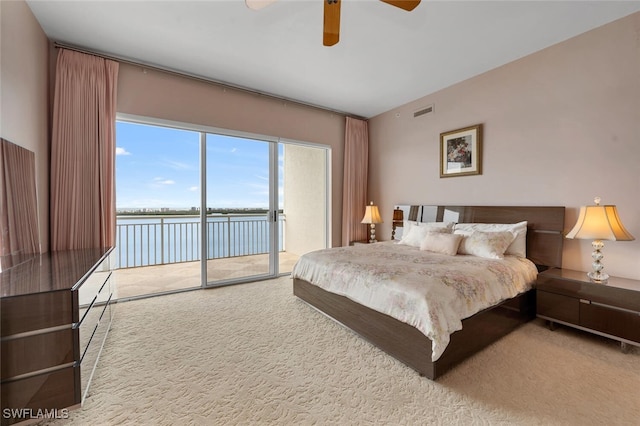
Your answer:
291;241;538;361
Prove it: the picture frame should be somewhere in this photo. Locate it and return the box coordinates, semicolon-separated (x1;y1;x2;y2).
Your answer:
439;124;482;178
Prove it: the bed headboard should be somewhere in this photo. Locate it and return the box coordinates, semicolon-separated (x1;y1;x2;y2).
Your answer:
393;205;566;270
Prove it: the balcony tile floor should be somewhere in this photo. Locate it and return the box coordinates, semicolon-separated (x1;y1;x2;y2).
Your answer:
113;252;299;299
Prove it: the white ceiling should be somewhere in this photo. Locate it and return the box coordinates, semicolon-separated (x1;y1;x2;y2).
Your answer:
27;1;640;118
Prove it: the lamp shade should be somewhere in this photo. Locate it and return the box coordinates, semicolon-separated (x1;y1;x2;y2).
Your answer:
361;202;383;224
566;201;635;241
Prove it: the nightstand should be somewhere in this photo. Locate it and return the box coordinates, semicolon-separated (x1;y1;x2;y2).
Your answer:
536;268;640;352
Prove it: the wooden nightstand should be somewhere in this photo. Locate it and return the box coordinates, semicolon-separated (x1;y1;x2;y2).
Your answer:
536;268;640;352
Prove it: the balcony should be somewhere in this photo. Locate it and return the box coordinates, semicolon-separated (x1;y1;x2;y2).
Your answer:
113;214;299;299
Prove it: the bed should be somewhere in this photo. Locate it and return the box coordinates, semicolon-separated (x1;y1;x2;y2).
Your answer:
292;205;565;380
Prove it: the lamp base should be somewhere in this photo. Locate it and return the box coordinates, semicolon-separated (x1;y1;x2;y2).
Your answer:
369;224;377;243
587;271;609;284
588;239;608;284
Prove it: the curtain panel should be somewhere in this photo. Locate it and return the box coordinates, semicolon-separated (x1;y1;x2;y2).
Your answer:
341;117;369;246
50;49;119;250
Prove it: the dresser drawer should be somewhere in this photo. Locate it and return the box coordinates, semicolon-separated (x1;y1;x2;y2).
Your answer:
1;329;74;380
80;301;112;400
537;290;579;324
0;366;77;425
77;276;112;358
77;258;111;309
79;294;112;362
1;291;73;336
580;302;640;343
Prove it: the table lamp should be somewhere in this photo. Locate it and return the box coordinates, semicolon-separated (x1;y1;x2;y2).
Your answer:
565;197;635;283
361;201;383;243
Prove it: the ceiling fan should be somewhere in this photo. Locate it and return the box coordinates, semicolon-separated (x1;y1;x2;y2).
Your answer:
245;0;421;46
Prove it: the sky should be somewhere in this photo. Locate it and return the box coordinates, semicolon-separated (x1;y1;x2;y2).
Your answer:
115;121;283;210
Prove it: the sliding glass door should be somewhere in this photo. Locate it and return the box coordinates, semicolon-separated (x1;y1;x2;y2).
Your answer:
114;120;202;299
203;135;329;285
204;133;279;285
115;114;330;297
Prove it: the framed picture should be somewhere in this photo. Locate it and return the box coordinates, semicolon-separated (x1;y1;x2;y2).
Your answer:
439;124;482;178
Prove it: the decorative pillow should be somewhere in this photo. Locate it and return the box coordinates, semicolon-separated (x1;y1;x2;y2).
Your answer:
456;231;516;259
453;221;527;257
398;223;452;247
419;233;463;256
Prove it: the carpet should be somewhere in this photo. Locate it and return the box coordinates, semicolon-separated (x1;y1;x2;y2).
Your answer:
42;276;639;425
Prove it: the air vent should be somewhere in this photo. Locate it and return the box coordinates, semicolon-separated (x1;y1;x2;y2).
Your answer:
413;104;434;118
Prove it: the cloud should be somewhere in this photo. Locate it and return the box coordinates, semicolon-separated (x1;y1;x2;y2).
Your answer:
188;186;198;192
153;177;175;185
116;147;131;156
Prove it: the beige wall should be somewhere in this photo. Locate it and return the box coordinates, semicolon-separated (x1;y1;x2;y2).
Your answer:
0;0;50;251
283;144;328;256
116;63;344;247
369;12;640;280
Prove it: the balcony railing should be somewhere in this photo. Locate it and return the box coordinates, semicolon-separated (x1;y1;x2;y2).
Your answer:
115;214;285;269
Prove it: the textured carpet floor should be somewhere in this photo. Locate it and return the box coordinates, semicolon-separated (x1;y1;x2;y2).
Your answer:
43;276;639;425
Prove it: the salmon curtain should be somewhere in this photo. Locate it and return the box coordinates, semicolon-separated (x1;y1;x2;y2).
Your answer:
341;117;369;246
50;49;119;250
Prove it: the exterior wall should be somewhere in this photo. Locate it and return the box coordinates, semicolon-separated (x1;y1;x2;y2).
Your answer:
115;63;344;247
0;0;50;251
283;144;328;256
369;12;640;280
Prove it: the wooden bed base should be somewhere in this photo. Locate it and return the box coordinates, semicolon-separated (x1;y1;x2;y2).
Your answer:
294;278;535;379
293;205;566;380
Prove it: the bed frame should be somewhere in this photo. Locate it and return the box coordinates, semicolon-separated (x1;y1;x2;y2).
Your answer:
293;205;565;380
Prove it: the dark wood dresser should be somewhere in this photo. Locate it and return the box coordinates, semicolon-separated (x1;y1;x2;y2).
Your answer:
536;268;640;351
0;247;114;425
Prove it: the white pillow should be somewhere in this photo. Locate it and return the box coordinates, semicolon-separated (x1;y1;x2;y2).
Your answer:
456;231;516;259
454;221;527;257
403;220;453;233
399;223;452;247
420;233;463;256
401;220;420;237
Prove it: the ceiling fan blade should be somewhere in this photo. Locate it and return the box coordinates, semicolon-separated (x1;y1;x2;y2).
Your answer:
323;0;341;47
380;0;421;12
245;0;277;11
